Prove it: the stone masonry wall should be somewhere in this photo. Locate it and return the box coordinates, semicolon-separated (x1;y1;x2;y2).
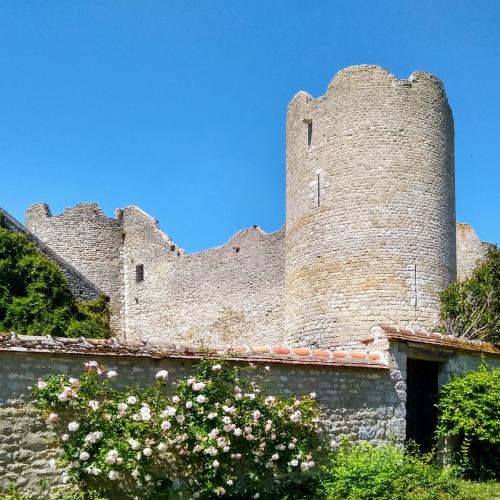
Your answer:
456;222;493;281
0;350;401;496
285;65;456;348
120;206;285;346
25;203;125;336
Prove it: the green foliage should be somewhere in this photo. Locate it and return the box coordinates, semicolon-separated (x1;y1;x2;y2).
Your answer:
33;359;322;499
317;440;465;500
440;247;500;343
436;361;500;480
0;227;109;338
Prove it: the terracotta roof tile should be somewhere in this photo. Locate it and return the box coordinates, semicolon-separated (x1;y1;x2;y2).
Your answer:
0;333;388;369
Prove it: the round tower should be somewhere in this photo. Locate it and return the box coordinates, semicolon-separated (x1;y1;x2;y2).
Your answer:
284;65;456;347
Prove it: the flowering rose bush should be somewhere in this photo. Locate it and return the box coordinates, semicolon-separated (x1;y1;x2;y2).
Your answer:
33;359;323;498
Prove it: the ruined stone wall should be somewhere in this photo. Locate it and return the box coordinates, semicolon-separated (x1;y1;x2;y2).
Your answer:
25;204;124;336
0;208;101;301
120;206;285;346
456;222;493;281
0;349;401;496
285;65;456;348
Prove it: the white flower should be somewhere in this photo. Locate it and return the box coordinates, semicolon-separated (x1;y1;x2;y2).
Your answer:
185;401;193;409
222;405;235;414
264;366;271;371
163;406;177;417
309;392;317;399
290;410;302;423
86;466;101;475
108;470;119;480
68;421;79;432
128;438;141;450
226;479;234;486
289;459;299;467
48;458;57;469
231;453;242;460
79;451;90;461
265;396;275;406
192;381;206;392
244;426;252;434
246;393;256;400
37;380;47;389
214;487;225;496
172;395;180;403
131;468;140;478
144;474;152;482
156;370;169;379
207;412;217;420
88;400;99;411
196;395;206;404
127;396;138;405
47;413;59;423
212;364;222;371
288;442;296;449
69;377;79;386
252;410;262;421
233;427;242;437
213;459;219;468
84;361;98;369
276;444;285;451
161;420;171;431
157;443;167;452
106;450;119;464
118;402;128;412
176;414;185;424
271;453;279;461
107;370;117;378
140;406;152;421
143;447;153;457
61;433;70;442
265;422;273;432
254;494;260;499
193;445;202;452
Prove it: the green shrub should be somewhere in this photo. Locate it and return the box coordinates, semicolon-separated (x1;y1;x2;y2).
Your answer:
318;440;464;500
436;361;500;480
34;359;322;498
440;247;500;343
0;226;110;338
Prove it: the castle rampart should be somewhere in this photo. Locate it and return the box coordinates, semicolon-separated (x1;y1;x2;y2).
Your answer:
19;66;494;349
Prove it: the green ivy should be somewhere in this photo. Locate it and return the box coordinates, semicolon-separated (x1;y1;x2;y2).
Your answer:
0;226;110;338
440;247;500;343
436;361;500;480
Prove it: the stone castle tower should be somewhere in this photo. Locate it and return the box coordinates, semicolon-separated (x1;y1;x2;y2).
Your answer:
284;65;456;346
23;65;484;350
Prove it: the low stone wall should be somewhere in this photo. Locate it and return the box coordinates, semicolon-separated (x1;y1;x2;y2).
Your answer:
0;348;399;496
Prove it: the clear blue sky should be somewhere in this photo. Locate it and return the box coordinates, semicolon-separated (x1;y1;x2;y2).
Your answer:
1;1;498;252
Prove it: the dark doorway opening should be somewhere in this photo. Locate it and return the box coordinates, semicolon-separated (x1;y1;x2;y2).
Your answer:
406;358;439;452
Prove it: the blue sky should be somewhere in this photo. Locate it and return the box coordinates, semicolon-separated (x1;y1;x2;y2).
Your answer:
0;1;498;252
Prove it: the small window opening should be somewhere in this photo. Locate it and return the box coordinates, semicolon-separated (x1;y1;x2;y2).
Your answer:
307;122;313;146
170;244;176;252
135;264;144;282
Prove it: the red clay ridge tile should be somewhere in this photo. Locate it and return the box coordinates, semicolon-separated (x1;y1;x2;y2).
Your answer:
350;352;367;359
368;353;381;360
292;348;312;357
381;325;399;333
252;346;270;353
332;351;348;358
231;346;246;353
272;346;291;355
312;349;330;358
